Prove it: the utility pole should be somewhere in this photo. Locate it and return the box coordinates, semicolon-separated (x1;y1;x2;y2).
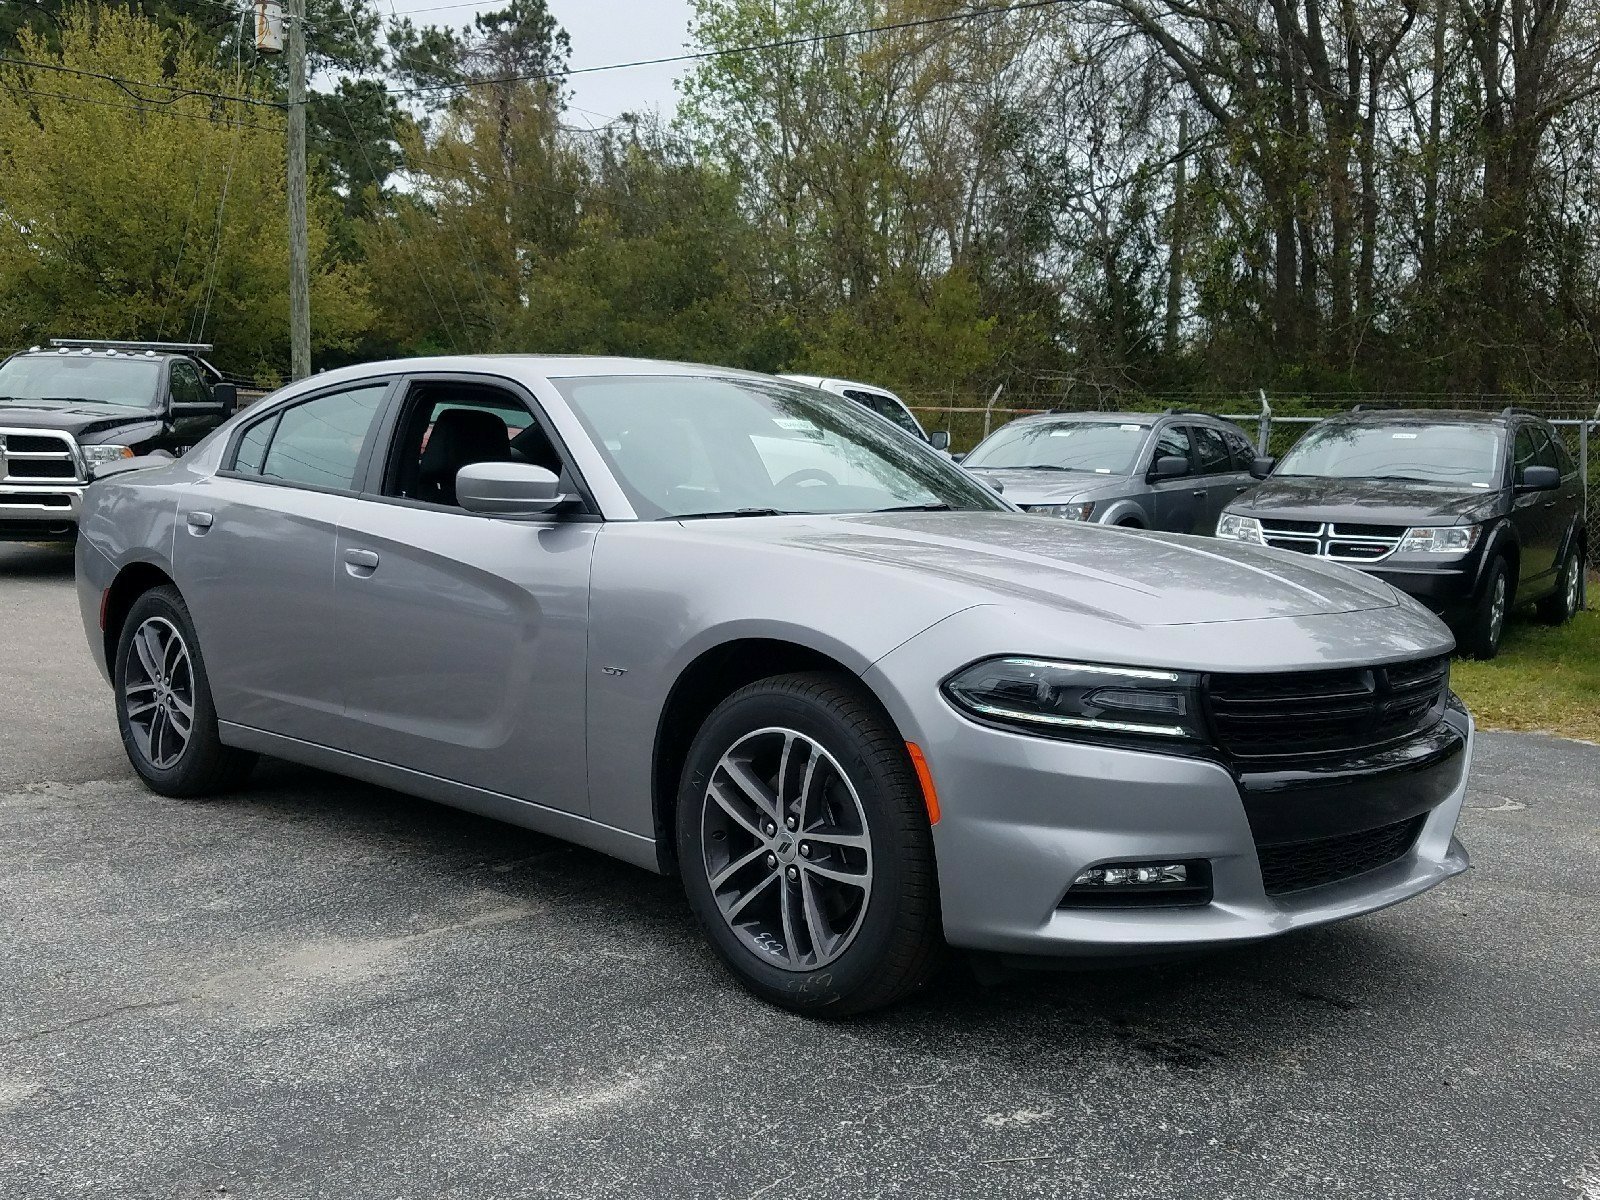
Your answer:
1164;107;1188;355
285;0;310;380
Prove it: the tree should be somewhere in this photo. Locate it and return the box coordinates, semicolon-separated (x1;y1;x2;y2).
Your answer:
0;5;370;377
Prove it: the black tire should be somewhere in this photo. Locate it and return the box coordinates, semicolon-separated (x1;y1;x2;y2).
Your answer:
1461;556;1510;660
675;671;942;1017
113;585;257;797
1116;518;1145;529
1536;542;1584;625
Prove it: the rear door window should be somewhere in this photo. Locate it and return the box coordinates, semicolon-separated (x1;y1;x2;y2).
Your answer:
235;385;388;491
1191;426;1231;475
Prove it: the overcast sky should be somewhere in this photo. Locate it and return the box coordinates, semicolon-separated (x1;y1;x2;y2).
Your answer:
383;0;697;127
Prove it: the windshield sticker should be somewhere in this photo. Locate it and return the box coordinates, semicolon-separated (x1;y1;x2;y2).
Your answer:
1095;468;1111;473
1391;432;1418;439
1120;424;1142;431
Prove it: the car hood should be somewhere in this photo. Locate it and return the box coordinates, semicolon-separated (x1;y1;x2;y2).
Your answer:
963;467;1128;505
699;511;1402;627
0;402;158;441
1232;475;1500;526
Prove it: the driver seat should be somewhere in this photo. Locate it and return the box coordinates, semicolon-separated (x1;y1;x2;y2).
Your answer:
417;408;510;506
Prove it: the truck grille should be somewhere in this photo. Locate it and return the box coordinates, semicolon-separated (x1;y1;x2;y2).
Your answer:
1260;519;1405;562
1204;654;1450;762
1257;815;1426;895
0;429;81;483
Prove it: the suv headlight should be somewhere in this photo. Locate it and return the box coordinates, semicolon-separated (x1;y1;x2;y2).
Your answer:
1216;512;1265;543
1026;502;1095;521
1398;525;1481;554
942;657;1207;742
81;444;134;465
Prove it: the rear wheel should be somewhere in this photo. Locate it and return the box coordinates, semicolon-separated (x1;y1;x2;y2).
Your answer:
114;586;256;796
1461;557;1510;660
676;672;942;1016
1536;544;1583;625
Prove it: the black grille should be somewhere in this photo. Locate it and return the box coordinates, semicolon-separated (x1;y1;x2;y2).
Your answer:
1204;655;1449;761
1257;815;1425;895
4;434;66;453
1260;518;1322;534
7;458;75;479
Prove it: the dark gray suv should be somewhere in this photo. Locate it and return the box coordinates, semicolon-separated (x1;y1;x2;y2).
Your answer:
960;410;1260;532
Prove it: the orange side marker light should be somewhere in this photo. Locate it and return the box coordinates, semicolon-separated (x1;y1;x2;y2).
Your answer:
906;742;941;825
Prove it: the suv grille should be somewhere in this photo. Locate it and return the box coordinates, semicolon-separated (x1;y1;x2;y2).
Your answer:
0;429;81;483
1258;815;1426;895
1204;654;1449;761
1259;519;1405;562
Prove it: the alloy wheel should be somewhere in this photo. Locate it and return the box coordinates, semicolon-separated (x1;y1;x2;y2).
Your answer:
1489;574;1507;644
700;726;873;972
1565;556;1582;617
123;616;195;769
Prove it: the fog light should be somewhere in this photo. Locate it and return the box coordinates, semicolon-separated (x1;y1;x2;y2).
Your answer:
1072;863;1189;887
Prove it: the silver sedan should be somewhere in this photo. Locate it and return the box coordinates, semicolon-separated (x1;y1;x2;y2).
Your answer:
76;357;1473;1014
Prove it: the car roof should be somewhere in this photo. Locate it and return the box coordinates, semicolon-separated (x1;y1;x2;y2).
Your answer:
1320;408;1527;427
1005;410;1231;427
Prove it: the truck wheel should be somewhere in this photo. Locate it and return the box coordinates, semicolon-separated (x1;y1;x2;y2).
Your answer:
676;672;942;1017
1461;557;1510;660
114;585;257;797
1536;546;1583;625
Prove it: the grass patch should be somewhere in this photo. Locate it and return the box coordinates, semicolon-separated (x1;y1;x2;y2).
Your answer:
1451;580;1600;742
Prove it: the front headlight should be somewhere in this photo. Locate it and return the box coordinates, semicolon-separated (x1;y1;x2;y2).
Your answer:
942;657;1207;742
80;444;134;465
1026;502;1095;521
1398;524;1481;554
1216;512;1265;543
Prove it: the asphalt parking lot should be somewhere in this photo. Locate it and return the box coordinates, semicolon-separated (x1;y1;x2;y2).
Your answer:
2;541;1596;1200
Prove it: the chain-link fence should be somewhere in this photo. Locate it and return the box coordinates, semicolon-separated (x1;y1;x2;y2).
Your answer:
904;389;1598;566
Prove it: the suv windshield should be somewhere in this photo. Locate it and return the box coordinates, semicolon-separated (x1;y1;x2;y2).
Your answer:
0;355;163;409
964;419;1150;474
1278;423;1505;487
555;375;1005;519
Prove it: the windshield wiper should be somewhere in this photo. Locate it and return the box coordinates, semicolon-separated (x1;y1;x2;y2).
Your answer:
987;464;1081;471
675;507;792;520
870;503;953;513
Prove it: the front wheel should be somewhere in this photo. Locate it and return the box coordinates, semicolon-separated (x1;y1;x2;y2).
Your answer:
675;672;942;1016
114;585;257;796
1461;557;1510;660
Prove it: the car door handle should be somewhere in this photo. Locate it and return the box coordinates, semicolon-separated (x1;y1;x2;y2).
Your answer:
1235;484;1250;493
1192;489;1207;499
185;510;213;533
343;547;380;576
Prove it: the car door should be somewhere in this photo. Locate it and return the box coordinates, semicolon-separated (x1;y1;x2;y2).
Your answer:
330;375;598;815
1510;423;1559;584
163;359;220;455
1190;424;1240;530
1528;425;1570;587
177;379;393;743
1145;423;1202;532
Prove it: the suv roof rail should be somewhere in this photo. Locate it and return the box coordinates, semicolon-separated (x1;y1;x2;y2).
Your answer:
1161;407;1215;417
47;338;212;354
1498;404;1541;420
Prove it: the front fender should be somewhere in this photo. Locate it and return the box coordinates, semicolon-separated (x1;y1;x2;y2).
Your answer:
1094;497;1150;527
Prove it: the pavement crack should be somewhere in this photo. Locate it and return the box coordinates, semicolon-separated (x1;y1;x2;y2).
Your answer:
1;994;189;1046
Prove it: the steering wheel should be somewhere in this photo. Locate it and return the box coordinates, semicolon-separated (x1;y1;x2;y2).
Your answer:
776;468;838;489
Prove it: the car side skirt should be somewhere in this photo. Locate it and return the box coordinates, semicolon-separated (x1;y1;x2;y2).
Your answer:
219;722;661;873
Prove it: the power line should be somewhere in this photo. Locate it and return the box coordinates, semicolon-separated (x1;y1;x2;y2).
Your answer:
385;0;1075;98
1;81;282;131
0;53;282;108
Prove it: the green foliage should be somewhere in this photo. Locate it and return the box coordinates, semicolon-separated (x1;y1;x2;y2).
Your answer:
0;5;370;378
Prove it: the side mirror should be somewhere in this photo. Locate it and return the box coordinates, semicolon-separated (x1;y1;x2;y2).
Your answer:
212;383;238;416
1250;455;1276;479
1517;464;1560;492
950;451;967;464
1150;454;1190;479
928;429;951;452
456;461;570;517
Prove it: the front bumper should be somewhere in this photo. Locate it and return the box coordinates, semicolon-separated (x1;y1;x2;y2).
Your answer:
0;483;83;541
870;663;1472;958
1360;560;1481;618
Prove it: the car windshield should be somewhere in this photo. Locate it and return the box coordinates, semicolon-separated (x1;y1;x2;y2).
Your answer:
963;419;1149;474
0;354;163;409
555;374;1005;520
1277;423;1505;487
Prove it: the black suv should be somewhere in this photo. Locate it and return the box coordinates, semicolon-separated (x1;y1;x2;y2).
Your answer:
0;339;238;543
1216;409;1587;658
